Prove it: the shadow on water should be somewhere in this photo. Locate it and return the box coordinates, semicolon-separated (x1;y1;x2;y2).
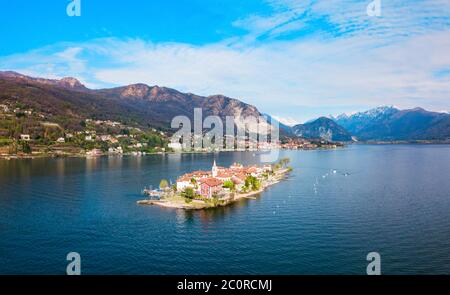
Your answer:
182;194;258;224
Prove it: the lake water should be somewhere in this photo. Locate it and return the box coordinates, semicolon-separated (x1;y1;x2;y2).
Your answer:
0;144;449;274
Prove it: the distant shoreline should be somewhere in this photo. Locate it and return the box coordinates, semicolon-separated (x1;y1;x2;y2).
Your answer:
0;152;167;160
0;146;334;160
2;141;450;160
0;139;450;160
352;140;450;145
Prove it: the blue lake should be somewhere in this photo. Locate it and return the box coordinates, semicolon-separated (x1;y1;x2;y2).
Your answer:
0;144;449;274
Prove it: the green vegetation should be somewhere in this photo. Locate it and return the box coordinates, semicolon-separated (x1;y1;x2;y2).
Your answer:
279;157;290;168
0;137;12;147
181;187;195;200
143;133;165;148
159;179;169;190
21;141;32;154
244;176;261;191
0;99;169;157
274;157;291;171
223;180;235;191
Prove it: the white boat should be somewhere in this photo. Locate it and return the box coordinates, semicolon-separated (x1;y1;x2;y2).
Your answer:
142;188;162;198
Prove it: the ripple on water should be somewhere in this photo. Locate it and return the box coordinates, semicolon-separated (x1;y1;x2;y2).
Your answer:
1;146;450;274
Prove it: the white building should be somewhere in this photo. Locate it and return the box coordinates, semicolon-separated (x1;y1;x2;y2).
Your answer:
100;135;112;142
168;142;182;151
176;180;192;191
0;104;9;112
20;134;31;141
263;164;272;172
212;160;218;177
108;146;124;154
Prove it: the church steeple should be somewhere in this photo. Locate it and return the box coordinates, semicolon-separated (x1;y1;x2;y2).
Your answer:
212;160;218;177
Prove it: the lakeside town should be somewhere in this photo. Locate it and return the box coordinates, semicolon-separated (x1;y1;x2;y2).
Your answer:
0;101;342;159
137;158;292;209
0;101;170;159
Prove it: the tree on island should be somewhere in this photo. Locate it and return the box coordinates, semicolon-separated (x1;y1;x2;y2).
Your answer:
245;176;261;191
182;187;195;199
159;179;169;190
190;178;198;189
279;157;290;168
223;180;235;191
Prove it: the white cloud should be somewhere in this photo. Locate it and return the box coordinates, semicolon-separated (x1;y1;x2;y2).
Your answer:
239;0;450;40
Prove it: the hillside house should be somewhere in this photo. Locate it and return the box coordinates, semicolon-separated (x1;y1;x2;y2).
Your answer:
20;134;31;141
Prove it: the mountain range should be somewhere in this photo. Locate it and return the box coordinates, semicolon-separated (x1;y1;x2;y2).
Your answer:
332;106;450;141
290;106;450;142
1;71;449;142
292;117;353;142
0;71;262;132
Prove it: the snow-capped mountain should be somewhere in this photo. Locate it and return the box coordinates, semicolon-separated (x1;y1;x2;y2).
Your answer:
333;106;450;141
332;106;400;135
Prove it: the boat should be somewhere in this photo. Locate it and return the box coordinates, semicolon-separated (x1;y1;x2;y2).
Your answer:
142;187;162;198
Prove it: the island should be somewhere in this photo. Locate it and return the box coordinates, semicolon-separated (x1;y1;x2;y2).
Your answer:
137;158;292;210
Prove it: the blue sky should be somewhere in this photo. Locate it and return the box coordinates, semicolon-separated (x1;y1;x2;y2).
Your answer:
1;0;449;123
0;1;268;55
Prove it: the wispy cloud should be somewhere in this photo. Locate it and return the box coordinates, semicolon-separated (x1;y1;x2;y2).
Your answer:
235;0;450;41
0;0;449;121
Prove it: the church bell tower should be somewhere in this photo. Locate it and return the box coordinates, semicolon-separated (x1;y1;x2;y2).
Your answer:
212;160;218;177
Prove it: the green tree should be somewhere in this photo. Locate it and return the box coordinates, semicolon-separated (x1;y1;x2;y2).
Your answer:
223;180;235;190
279;157;291;168
252;178;261;191
159;179;169;190
182;187;195;199
21;141;32;154
245;176;261;191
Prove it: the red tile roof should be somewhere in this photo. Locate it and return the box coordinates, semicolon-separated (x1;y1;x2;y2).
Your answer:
178;170;211;182
199;178;223;187
217;171;233;178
